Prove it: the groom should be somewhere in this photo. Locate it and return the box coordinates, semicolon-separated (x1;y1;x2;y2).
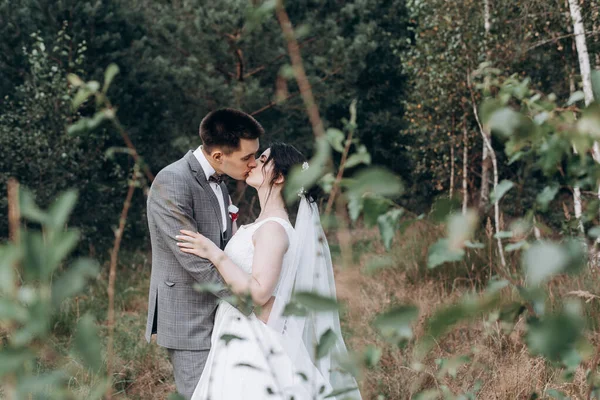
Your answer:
145;108;263;399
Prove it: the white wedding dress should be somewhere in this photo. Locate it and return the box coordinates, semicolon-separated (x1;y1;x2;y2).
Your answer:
191;217;335;400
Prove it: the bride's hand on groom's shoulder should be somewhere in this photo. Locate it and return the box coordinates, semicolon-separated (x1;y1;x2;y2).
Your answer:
176;230;221;261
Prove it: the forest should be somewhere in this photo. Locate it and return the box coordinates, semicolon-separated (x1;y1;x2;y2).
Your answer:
3;0;600;398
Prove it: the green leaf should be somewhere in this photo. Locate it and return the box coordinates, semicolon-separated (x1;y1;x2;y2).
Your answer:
326;128;345;153
324;386;361;399
285;136;331;204
316;329;338;359
220;334;246;346
67;73;84;87
505;241;528;252
588;226;600;238
0;298;28;323
74;314;102;370
536;185;559;212
193;282;226;295
362;345;382;368
417;293;500;358
0;349;36;377
494;231;514;239
430;197;461;223
498;302;526;325
294;292;339;312
546;389;568;400
45;229;80;278
0;246;19;295
567;91;585;106
578;102;600;139
345;151;371;169
347;196;363;222
437;355;470;378
427;239;464;269
102;63;120;93
526;311;583;362
373;305;418;343
489;180;514;204
47;189;78;230
446;211;478;250
51;258;99;307
413;390;441;400
363;255;395;275
16;371;67;397
72;87;93;110
19;187;47;224
282;301;308;317
592;70;600;101
486;107;523;138
464;240;485;249
363;196;394;227
377;208;403;251
87;378;113;400
67;111;109;135
11;301;50;346
21;231;46;281
522;240;585;286
346;167;404;199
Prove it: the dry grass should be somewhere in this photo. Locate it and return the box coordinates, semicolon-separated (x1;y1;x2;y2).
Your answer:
42;222;600;399
335;222;600;400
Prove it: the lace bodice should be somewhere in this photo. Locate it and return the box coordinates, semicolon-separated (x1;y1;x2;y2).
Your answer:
224;217;295;296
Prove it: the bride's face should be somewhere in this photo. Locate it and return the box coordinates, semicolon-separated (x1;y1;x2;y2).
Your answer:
246;148;276;189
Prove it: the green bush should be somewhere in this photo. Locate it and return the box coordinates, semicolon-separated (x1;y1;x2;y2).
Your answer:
0;30;138;253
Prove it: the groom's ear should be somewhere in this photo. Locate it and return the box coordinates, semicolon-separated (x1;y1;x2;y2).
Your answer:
210;149;224;163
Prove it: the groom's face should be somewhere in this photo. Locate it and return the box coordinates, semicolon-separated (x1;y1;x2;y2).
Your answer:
219;138;260;180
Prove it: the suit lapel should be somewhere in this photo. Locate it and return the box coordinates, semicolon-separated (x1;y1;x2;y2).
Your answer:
221;183;232;240
185;151;224;233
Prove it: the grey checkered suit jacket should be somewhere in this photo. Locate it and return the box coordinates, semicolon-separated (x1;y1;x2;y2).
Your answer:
145;150;233;350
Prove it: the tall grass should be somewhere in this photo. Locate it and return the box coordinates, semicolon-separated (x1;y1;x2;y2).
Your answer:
338;217;600;399
41;251;174;399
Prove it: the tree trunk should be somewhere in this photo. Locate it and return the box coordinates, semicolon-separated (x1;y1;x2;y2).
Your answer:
462;120;469;215
568;0;594;105
569;0;600;244
450;141;455;199
479;0;492;210
484;0;491;35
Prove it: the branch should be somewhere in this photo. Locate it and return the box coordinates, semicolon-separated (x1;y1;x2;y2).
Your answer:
527;30;600;52
105;171;137;399
275;1;324;138
466;71;510;281
250;67;341;116
7;179;20;245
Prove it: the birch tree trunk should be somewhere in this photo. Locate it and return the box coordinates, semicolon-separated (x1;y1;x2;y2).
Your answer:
462;120;469;215
569;0;599;244
569;0;594;106
450;139;455;198
479;0;492;210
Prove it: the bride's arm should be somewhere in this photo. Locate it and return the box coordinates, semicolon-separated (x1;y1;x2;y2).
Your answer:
176;222;288;306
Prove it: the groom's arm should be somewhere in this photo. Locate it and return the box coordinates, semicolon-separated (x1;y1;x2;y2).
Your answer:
149;170;231;299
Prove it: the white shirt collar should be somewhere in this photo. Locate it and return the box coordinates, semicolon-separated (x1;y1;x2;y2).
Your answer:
193;146;217;180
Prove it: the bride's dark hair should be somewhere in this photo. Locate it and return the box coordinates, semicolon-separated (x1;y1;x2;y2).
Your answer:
263;142;321;206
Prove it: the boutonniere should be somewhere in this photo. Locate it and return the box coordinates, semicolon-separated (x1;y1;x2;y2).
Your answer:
228;204;239;223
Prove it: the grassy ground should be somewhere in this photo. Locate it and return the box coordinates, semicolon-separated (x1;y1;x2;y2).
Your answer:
338;221;600;399
42;220;600;399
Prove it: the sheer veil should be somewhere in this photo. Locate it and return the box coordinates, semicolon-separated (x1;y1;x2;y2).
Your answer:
267;196;362;399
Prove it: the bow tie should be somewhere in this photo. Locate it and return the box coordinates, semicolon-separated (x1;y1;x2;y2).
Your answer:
208;174;223;185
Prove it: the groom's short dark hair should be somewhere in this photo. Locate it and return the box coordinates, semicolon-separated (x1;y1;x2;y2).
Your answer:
200;108;264;154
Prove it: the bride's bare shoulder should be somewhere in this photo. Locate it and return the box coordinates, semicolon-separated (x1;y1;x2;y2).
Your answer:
252;220;290;251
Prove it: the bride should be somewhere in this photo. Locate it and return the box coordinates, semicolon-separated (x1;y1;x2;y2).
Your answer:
175;143;361;400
